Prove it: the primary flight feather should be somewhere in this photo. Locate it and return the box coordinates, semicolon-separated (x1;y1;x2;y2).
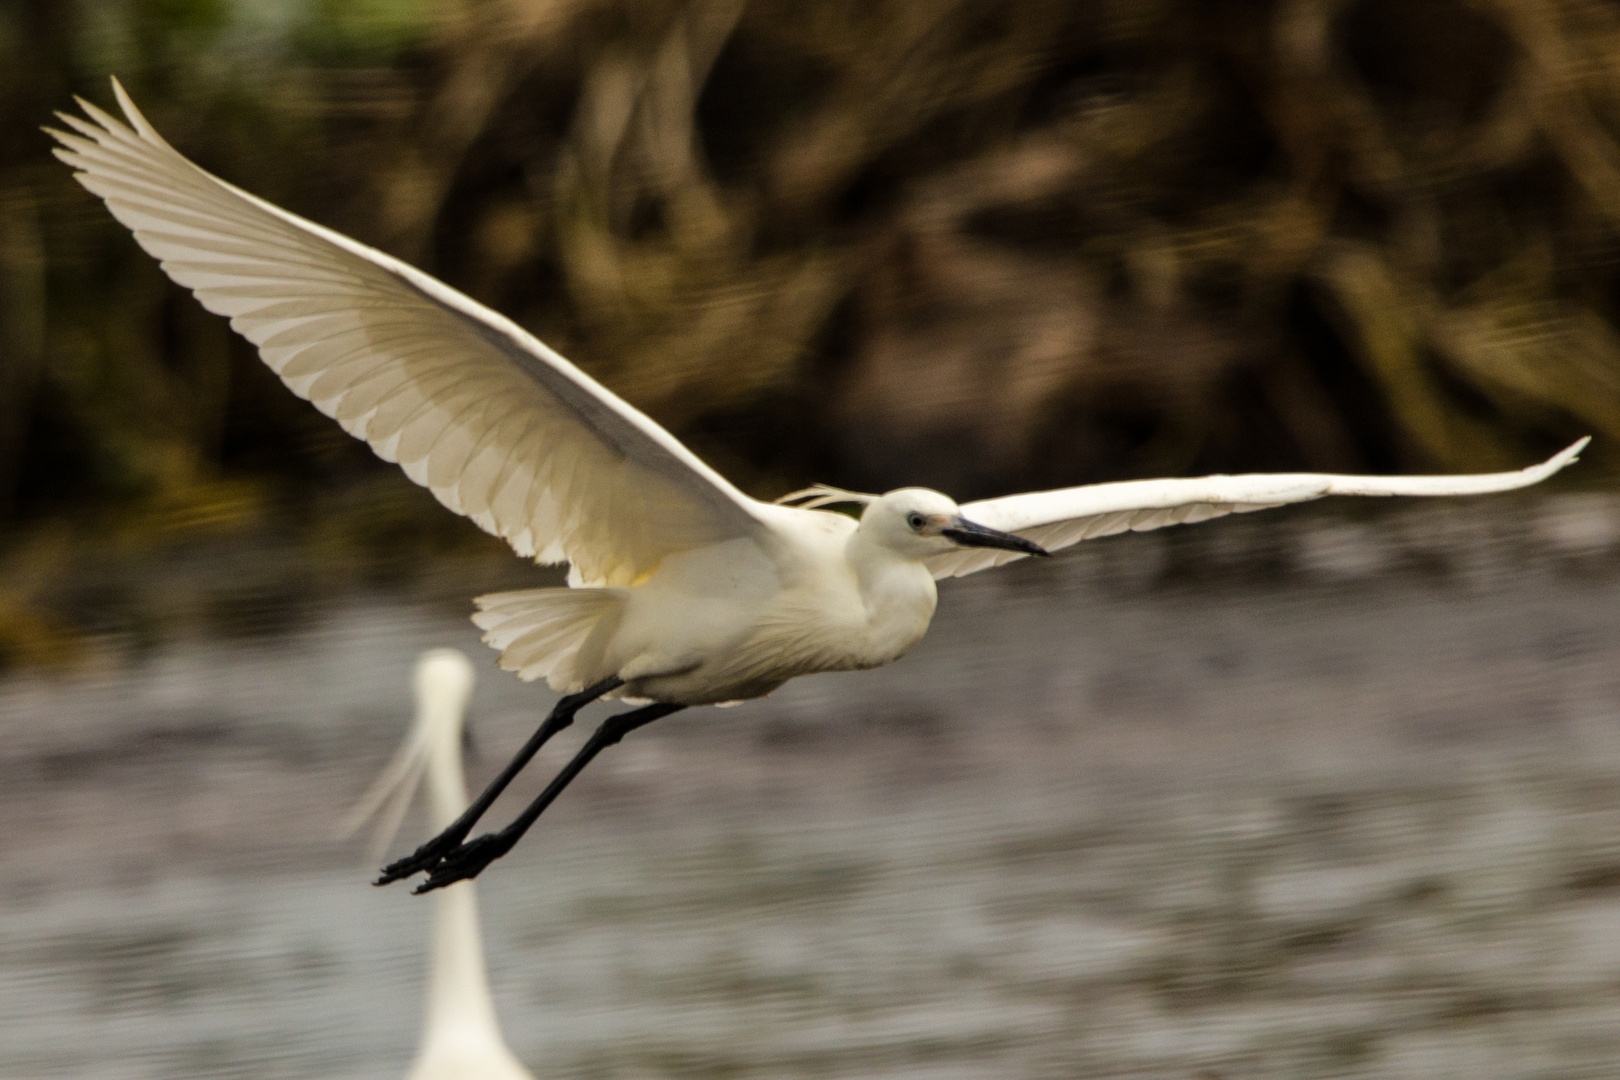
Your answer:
50;79;763;589
50;80;1589;891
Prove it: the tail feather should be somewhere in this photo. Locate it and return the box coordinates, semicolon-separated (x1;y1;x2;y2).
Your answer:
472;586;623;690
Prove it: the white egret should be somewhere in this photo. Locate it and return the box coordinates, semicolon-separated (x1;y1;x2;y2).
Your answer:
51;81;1589;892
341;649;535;1080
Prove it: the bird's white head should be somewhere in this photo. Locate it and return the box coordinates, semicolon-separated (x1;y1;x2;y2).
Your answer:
415;647;475;713
858;488;1050;561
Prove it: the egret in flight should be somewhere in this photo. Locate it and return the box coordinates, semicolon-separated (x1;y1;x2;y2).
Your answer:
51;81;1588;893
341;649;534;1080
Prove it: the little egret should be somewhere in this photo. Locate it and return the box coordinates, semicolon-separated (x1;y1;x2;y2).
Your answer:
341;649;535;1080
52;81;1588;892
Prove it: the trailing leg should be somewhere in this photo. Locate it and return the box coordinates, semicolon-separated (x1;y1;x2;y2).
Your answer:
412;702;686;893
375;676;623;885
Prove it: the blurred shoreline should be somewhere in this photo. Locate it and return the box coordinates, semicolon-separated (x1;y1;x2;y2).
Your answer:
4;485;1618;674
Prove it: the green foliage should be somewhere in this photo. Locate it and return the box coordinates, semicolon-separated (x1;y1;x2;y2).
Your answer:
302;0;442;61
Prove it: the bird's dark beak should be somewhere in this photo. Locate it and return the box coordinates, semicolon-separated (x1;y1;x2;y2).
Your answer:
941;518;1050;557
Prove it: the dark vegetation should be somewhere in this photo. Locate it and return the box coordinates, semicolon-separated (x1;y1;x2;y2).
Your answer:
0;0;1613;664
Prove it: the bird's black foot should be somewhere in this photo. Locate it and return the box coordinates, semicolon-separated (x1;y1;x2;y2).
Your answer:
374;675;626;888
410;831;515;894
385;698;686;896
374;826;470;886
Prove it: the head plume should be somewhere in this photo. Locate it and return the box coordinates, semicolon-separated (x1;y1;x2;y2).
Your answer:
774;484;879;511
336;648;474;863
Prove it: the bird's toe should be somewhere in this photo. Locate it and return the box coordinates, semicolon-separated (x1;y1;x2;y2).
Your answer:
375;829;470;885
411;833;512;893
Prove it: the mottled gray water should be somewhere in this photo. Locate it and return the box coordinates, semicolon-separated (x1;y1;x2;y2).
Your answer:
6;497;1620;1079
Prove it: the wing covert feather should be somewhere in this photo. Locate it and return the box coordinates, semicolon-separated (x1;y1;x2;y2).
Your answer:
928;439;1589;579
50;80;766;587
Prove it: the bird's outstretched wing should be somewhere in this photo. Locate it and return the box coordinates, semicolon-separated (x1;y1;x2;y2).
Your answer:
927;439;1590;579
48;79;767;587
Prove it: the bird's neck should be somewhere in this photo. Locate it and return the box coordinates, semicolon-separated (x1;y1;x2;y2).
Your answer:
426;704;470;831
421;884;505;1049
845;532;938;645
418;707;507;1054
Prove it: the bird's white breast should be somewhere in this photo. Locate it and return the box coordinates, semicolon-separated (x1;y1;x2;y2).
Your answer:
606;507;939;704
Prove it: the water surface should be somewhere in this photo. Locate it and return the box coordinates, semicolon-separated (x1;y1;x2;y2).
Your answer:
6;499;1620;1078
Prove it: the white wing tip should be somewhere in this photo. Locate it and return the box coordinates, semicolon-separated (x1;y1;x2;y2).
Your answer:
1540;436;1591;476
109;76;160;141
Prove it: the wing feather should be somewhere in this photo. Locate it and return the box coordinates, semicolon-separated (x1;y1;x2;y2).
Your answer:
928;440;1590;579
433;396;526;496
50;79;767;586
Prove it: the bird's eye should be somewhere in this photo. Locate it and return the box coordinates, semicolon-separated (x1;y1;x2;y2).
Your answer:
906;512;926;531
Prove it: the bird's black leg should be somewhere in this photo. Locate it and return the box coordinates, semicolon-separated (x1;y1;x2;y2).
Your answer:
375;675;623;885
411;701;686;894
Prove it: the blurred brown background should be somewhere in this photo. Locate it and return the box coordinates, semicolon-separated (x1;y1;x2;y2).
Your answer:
8;5;1620;1079
2;0;1613;633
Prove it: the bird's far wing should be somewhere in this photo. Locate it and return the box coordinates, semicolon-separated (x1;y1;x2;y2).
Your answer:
927;438;1590;579
48;80;768;587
